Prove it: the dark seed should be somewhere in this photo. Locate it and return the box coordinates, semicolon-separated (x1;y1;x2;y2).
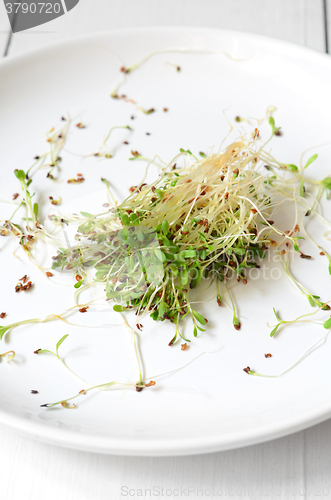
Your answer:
300;253;312;259
145;381;156;387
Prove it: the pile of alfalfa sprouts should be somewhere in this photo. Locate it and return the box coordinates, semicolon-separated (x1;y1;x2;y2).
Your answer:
1;65;331;409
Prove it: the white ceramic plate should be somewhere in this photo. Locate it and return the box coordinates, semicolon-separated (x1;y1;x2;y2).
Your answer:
1;28;331;456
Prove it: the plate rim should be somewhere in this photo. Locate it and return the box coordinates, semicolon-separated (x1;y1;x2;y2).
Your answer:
2;399;331;456
1;25;331;71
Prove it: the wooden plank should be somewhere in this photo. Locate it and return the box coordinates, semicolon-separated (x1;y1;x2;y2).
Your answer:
3;423;331;500
8;0;326;56
0;3;11;56
327;0;331;53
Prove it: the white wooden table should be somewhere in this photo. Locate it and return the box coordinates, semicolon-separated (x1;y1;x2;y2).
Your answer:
1;1;331;498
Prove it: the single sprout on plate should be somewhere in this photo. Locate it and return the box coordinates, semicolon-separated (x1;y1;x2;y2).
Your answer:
95;125;131;159
29;118;71;181
269;305;331;337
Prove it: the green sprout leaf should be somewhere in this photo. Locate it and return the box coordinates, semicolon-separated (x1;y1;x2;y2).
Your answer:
37;349;55;355
181;268;188;285
270;324;280;337
162;220;169;235
56;334;69;355
199;249;207;260
273;307;281;322
0;326;11;341
307;295;315;307
113;305;127;312
180;250;197;259
14;170;26;182
287;164;298;172
321;177;331;190
33;203;39;219
192;310;207;326
198;231;207;243
233;247;246;256
324;318;331;329
303;153;318;170
158;302;167;318
155;249;166;262
155;189;164;199
150;310;158;321
74;279;83;289
121;214;130;226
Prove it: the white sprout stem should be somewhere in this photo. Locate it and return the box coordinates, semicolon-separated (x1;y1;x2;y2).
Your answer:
251;330;330;378
120;312;144;384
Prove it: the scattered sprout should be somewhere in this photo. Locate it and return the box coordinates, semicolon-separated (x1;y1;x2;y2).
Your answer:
0;350;15;363
138;107;155;114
